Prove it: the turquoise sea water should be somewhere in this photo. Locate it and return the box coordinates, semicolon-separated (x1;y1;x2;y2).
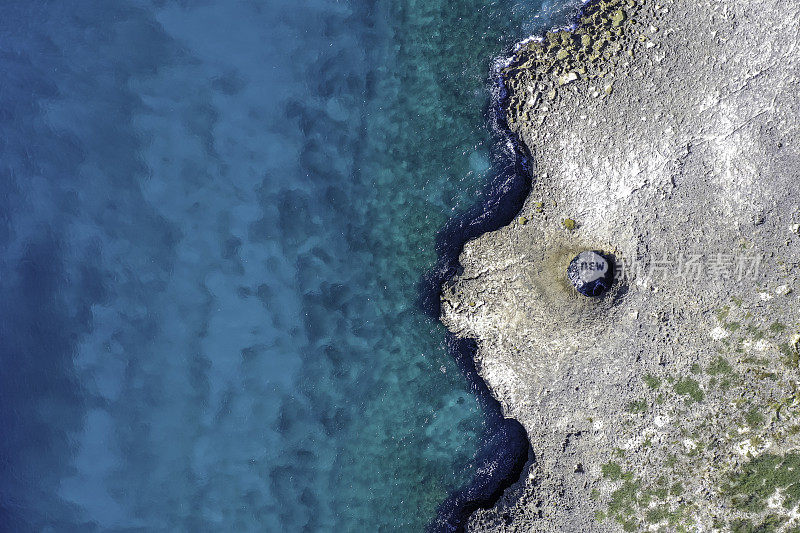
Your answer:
1;1;582;531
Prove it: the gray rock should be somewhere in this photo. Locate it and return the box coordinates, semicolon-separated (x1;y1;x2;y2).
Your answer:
440;0;800;530
566;251;613;296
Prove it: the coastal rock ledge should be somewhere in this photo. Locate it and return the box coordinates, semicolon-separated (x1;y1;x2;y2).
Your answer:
441;0;800;530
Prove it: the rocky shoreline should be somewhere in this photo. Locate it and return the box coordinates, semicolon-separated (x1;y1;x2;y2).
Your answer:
441;0;800;530
423;37;539;532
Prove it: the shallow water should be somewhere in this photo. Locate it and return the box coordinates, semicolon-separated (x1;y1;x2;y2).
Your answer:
0;1;583;530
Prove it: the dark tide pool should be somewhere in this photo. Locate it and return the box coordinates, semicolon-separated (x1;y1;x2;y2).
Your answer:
0;0;582;530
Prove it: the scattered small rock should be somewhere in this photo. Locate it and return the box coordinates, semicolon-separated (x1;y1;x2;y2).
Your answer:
776;284;792;297
559;72;579;85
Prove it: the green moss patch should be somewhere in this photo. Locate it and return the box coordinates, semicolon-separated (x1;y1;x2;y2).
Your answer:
643;373;662;389
673;378;704;404
707;356;733;375
730;515;786;533
602;461;625;480
745;408;766;429
626;399;648;414
722;453;800;513
770;321;787;334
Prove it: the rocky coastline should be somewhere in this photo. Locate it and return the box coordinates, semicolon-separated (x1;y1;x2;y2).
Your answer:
441;0;800;530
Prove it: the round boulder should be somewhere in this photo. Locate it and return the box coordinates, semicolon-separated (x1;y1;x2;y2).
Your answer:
567;250;614;297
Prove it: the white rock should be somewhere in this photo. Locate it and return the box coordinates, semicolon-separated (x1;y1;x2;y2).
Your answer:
776;284;791;296
710;326;730;340
560;72;579;85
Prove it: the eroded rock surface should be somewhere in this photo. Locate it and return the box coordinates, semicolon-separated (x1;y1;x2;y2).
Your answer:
442;0;800;530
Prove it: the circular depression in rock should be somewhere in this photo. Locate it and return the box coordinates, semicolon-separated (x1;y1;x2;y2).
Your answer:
567;250;614;297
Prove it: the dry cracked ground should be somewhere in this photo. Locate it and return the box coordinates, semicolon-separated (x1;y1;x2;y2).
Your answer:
441;0;800;531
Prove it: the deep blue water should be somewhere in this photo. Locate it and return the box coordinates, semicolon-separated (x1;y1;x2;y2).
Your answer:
1;1;582;531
